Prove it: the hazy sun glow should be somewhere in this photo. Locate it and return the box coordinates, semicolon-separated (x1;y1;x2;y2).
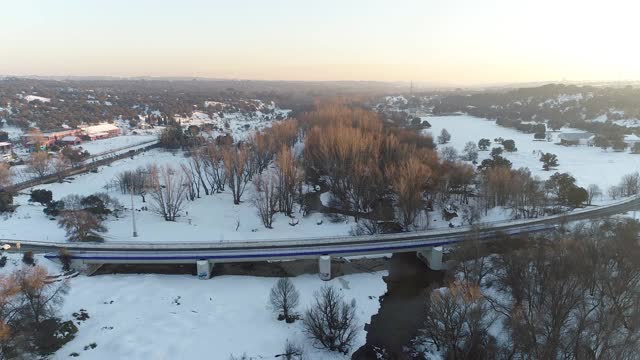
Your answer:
1;0;639;85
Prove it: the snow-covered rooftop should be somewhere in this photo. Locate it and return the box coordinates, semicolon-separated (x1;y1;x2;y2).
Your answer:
81;123;120;135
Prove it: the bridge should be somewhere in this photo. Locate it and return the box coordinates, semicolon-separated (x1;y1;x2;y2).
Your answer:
5;196;640;280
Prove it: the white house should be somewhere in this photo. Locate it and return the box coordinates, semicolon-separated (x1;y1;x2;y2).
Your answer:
558;132;594;146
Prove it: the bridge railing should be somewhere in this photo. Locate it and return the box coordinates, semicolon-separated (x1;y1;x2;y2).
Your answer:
2;194;638;252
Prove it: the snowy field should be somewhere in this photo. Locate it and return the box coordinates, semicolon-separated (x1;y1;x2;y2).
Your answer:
3;149;353;242
1;125;24;141
424;115;640;192
76;132;160;156
0;254;387;359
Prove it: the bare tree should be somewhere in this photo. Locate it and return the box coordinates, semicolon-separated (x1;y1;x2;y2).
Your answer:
387;157;431;230
303;285;359;354
149;165;188;221
0;266;71;357
437;128;451;144
25;128;46;150
203;142;227;193
461;202;482;225
27;151;51;179
587;184;602;205
269;277;300;323
253;174;278;229
184;148;210;196
275;145;303;216
440;146;458;162
490;239;591;359
228;353;253;360
282;340;305;360
15;266;69;326
0;163;12;191
619;172;640;197
223;144;253;205
52;155;70;182
420;281;494;358
58;210;107;241
462;141;479;162
181;162;200;201
250;131;274;175
608;185;623;200
116;165;156;202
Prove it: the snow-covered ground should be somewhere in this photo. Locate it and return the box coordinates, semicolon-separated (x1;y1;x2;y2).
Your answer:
424;115;640;191
75;132;160;156
1;125;24;141
0;254;387;359
4;114;637;243
23;95;51;103
176;109;290;141
3;149;353;242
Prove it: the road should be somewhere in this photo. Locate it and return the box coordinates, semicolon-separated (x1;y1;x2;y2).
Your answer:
4;196;638;264
10;140;159;192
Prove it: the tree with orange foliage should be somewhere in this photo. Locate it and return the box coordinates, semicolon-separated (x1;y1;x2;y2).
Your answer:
25;128;46;150
252;173;278;228
0;272;20;354
203;142;227;193
27;151;51;179
275;145;303;216
420;280;493;358
304;121;382;216
251;131;274;175
268;120;299;149
387;156;432;230
223;144;253;205
0;266;73;358
0;163;12;192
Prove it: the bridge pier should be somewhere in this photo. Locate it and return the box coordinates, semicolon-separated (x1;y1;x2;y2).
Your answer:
196;259;215;279
318;255;331;281
416;247;444;271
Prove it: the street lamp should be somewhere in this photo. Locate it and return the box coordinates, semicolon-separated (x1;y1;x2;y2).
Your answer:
130;184;138;237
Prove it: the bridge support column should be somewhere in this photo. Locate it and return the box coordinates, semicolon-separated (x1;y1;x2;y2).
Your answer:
417;247;444;271
318;255;331;281
196;260;215;279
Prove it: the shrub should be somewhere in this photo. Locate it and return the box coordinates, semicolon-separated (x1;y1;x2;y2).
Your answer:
282;340;305;360
22;251;35;265
33;319;78;355
0;191;14;213
502;139;517;152
30;189;53;205
80;195;111;218
44;200;65;217
58;248;73;271
567;186;588;208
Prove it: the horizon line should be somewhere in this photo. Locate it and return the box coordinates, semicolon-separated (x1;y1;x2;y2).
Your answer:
3;74;640;90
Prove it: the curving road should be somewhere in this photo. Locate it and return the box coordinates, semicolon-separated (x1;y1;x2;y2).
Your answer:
2;196;637;265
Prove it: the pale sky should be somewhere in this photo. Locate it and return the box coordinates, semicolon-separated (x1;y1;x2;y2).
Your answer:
1;0;639;85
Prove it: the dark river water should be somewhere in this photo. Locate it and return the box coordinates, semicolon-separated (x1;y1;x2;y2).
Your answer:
354;252;445;359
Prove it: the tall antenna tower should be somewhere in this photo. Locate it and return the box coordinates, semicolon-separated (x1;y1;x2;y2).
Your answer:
410;80;413;96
